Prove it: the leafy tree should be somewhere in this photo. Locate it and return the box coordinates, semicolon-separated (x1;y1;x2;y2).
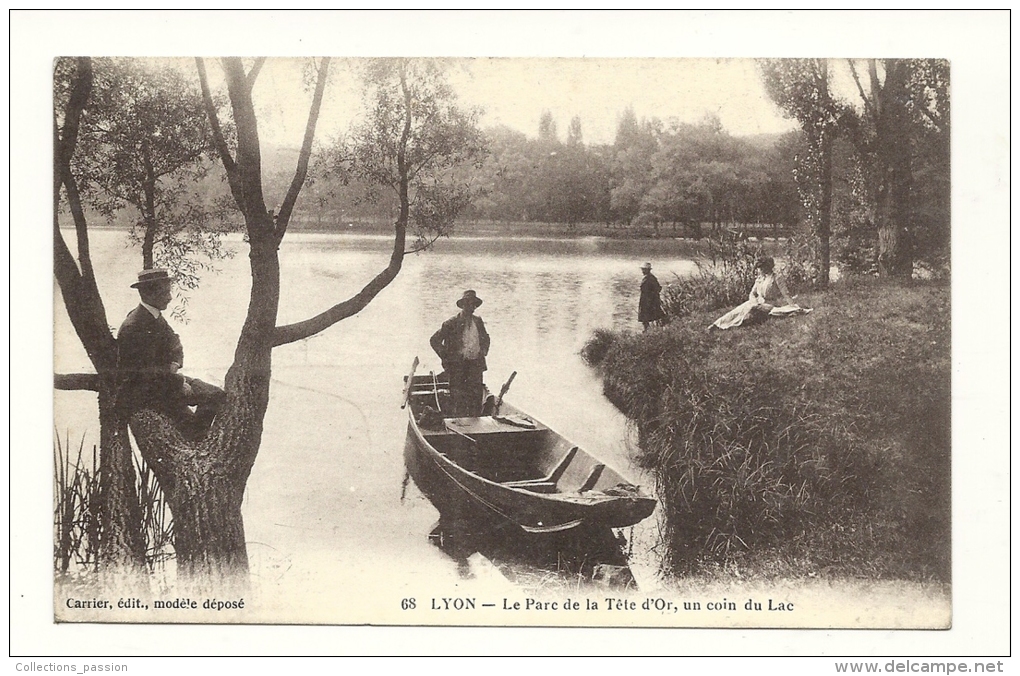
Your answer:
323;59;487;251
906;60;950;274
538;110;558;144
57;56;482;586
566;115;583;147
54;58;147;575
846;58;949;277
72;58;233;300
759;58;844;285
461;125;531;221
610;112;660;225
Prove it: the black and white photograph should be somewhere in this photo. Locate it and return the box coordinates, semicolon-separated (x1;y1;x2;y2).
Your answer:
11;9;1010;660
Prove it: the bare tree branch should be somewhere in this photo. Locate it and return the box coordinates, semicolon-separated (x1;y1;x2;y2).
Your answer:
54;119;82;282
63;168;96;282
56;57;92;169
55;373;101;391
275;57;330;240
56;58;97;284
271;232;405;347
847;59;876;123
53;57;118;370
220;57;270;227
868;59;882;120
246;57;266;90
195;58;238;178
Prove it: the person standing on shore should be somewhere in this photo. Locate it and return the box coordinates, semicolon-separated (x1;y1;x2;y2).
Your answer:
430;290;491;417
638;262;666;331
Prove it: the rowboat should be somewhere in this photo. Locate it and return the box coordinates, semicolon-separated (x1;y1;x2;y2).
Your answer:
402;363;657;535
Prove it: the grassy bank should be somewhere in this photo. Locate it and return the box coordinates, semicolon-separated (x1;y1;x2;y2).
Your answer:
583;277;950;582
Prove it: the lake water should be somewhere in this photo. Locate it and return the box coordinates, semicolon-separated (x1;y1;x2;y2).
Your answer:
54;230;704;617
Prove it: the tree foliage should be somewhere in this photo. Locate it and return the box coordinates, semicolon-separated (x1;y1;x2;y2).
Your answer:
758;58;844;285
59;58;235;300
759;58;951;280
322;58;487;251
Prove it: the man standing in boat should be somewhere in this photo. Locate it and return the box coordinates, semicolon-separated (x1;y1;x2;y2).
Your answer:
430;290;490;417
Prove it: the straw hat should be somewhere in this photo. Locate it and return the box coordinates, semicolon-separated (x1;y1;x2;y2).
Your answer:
130;269;173;288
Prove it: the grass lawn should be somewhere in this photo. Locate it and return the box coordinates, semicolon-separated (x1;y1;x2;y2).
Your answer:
583;277;950;582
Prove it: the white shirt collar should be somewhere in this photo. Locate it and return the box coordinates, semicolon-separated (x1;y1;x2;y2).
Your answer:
139;300;162;319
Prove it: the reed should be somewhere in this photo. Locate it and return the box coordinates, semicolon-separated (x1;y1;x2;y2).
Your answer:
53;431;176;575
53;432;102;573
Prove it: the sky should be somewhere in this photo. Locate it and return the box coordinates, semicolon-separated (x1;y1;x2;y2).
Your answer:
226;57;802;149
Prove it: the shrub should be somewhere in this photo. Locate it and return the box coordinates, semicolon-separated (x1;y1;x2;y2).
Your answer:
579;329;617;367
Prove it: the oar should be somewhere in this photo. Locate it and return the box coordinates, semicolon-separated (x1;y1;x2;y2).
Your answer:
430;371;443;412
493;371;517;416
443;419;478;447
400;356;420;409
400;471;412;503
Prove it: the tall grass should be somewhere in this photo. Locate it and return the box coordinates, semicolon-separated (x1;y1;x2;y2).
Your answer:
53;432;101;573
583;279;950;581
53;431;175;575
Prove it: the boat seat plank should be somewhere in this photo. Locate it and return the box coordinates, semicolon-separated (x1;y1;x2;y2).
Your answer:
501;446;578;489
442;416;546;436
502;481;558;493
545;446;578;483
579;463;606;493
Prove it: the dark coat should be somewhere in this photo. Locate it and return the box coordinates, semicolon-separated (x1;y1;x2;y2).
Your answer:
430;312;490;372
638;272;665;323
115;305;186;415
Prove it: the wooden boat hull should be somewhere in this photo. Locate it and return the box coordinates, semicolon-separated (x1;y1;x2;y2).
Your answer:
403;373;656;534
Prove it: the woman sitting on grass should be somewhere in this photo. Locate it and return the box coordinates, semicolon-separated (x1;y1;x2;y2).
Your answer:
710;256;810;330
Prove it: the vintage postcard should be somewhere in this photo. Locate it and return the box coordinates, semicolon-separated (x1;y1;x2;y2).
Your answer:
13;10;1010;658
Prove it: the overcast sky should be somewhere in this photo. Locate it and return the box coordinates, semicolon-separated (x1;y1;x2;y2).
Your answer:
228;57;801;149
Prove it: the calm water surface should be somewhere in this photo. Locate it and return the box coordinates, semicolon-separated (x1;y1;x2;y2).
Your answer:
55;230;702;604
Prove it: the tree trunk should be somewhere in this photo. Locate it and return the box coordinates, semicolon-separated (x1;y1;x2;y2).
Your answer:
141;152;158;269
876;59;914;278
96;381;148;574
815;131;833;286
129;379;266;587
128;211;277;585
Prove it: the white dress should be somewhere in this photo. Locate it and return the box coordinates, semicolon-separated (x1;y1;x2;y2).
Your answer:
712;273;803;329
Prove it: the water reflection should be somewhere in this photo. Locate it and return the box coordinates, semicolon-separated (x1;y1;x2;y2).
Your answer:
430;520;637;589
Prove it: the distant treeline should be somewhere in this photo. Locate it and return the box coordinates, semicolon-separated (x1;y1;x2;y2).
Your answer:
296;109;801;238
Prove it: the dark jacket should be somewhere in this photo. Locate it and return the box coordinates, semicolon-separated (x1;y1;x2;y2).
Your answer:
430;312;490;372
115;305;186;415
638;272;665;323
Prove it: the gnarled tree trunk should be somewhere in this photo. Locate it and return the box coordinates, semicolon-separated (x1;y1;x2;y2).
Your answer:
129;394;264;585
55;57;146;576
96;383;147;571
